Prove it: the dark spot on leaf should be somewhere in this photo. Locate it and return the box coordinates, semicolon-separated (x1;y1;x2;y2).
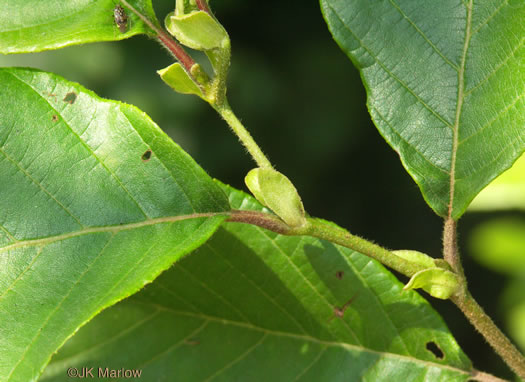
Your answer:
335;271;344;279
63;92;77;104
426;341;444;359
141;149;152;162
328;294;358;322
184;338;199;346
52;115;59;122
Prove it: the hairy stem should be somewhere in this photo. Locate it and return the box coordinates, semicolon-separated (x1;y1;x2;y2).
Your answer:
228;211;426;278
443;219;525;378
470;369;509;382
443;218;465;280
214;103;273;169
120;0;196;73
452;292;525;379
296;217;427;277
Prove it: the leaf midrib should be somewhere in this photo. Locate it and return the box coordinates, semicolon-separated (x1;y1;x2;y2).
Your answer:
0;212;227;253
448;0;473;218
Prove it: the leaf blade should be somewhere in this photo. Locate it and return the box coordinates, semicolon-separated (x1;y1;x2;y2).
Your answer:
0;0;157;54
42;186;473;381
0;67;230;381
321;0;525;219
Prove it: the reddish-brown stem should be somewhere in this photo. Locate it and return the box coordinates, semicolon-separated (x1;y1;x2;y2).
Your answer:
227;210;290;234
195;0;211;14
157;30;196;72
119;0;196;73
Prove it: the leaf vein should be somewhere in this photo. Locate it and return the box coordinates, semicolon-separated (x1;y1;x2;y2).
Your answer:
137;321;210;369
458;91;524;147
118;111;200;213
45;311;162;368
326;2;453;128
465;37;524;96
471;0;509;37
5;233;117;381
204;333;268;382
0;247;44;301
447;0;473;218
176;262;254;324
135;301;471;376
292;346;328;381
254;231;361;345
371;106;450;174
388;0;459;70
205;243;310;335
340;254;411;355
5;69;151;220
0;212;225;253
0;146;85;228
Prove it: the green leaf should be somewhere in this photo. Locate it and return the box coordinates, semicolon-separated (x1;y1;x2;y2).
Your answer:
502;279;525;352
42;185;472;381
469;152;525;211
0;67;230;381
158;62;205;98
0;0;158;54
321;0;525;219
404;268;460;300
468;218;525;276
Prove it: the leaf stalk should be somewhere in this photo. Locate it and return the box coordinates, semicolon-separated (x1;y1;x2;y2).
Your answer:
452;291;525;379
228;211;427;278
443;219;525;378
214;103;273;169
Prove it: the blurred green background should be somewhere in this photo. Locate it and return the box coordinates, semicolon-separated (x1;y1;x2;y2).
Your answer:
1;1;523;379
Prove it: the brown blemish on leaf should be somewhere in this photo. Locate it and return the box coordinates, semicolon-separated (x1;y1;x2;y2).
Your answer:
52;115;59;122
141;149;152;162
63;92;77;104
335;271;344;280
426;341;444;359
328;294;358;322
184;338;200;346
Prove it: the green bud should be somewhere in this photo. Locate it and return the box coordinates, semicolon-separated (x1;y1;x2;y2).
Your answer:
245;168;306;228
404;268;460;300
157;63;205;99
392;250;435;269
166;10;229;51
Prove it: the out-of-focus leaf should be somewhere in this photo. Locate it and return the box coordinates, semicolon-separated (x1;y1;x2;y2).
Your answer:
0;67;230;381
321;0;525;219
0;0;158;54
503;279;525;353
469;153;525;211
468;218;525;276
42;185;472;382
